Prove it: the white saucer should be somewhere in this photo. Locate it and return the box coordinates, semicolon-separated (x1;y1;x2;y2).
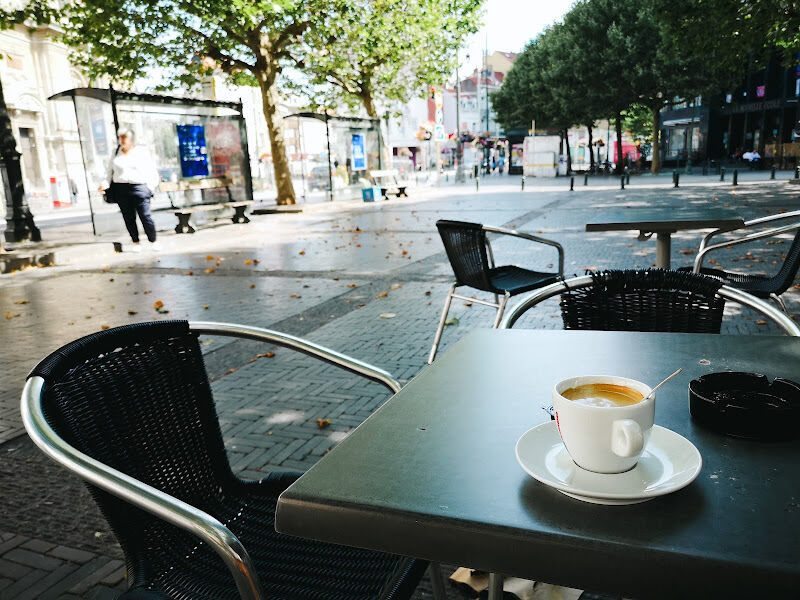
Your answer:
515;422;702;505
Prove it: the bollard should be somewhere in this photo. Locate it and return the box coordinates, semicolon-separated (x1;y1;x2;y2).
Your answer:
476;177;480;191
584;173;589;186
673;171;679;188
446;173;449;182
521;176;525;191
570;176;574;191
620;176;625;190
626;173;630;185
733;169;738;186
771;166;776;180
795;165;799;179
720;167;726;182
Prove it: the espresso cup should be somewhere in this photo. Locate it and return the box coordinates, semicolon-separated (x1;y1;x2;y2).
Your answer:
552;375;654;474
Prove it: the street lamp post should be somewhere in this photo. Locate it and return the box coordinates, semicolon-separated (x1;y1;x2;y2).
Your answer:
455;51;466;183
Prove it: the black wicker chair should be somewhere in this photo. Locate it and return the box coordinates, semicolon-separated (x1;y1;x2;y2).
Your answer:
22;320;443;600
500;269;800;336
429;219;564;363
683;210;800;314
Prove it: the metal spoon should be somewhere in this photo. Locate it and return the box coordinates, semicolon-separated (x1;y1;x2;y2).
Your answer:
646;368;683;399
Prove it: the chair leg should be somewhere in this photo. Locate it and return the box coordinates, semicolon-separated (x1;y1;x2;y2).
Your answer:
492;292;511;329
488;572;504;600
428;563;447;600
428;284;457;364
771;293;789;315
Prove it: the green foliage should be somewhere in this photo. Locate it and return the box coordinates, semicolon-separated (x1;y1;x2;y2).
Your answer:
300;0;483;117
622;104;654;142
0;0;56;31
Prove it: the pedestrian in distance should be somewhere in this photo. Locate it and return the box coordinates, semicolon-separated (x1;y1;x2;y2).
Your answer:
100;128;161;252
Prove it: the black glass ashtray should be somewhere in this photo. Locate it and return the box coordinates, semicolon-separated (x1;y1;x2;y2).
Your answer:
689;372;800;440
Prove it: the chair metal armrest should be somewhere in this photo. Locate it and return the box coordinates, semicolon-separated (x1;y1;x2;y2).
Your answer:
742;209;800;228
499;276;800;336
21;376;264;600
693;221;800;273
482;225;565;276
189;322;401;394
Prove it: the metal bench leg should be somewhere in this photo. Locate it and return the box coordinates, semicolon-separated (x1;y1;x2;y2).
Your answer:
175;213;195;234
428;563;447;600
492;292;511;328
232;206;250;224
488;572;504;600
771;293;789;315
428;283;457;364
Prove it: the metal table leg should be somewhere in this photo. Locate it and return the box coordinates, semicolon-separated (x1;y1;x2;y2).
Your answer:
656;232;672;269
488;572;504;600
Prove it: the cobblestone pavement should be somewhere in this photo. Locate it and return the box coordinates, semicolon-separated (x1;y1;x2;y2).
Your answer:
1;173;798;598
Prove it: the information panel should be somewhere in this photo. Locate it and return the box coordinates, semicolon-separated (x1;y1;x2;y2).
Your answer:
351;133;366;171
177;124;209;178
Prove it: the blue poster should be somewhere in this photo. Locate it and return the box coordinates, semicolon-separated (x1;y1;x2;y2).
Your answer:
89;104;108;155
177;124;209;178
351;133;366;171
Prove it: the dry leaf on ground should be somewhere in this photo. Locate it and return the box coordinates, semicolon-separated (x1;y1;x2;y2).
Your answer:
380;313;396;319
376;291;388;299
257;351;275;358
13;299;29;304
316;419;332;429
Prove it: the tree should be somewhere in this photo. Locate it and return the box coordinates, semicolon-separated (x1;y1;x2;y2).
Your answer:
0;0;52;243
60;0;334;205
300;0;482;164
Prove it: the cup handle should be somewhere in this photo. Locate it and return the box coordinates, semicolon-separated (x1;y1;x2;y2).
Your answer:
611;419;644;457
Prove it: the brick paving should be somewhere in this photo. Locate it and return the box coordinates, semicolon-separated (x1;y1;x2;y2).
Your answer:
0;172;798;598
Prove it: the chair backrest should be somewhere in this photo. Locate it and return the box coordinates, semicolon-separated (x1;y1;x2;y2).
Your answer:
436;219;496;292
560;269;725;333
28;321;236;566
768;230;800;295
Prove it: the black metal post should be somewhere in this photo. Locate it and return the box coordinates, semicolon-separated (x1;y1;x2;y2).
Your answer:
570;176;574;191
673;171;679;188
733;169;738;185
521;176;525;191
475;176;480;191
69;96;97;236
324;111;333;201
237;102;254;202
720;167;726;181
794;165;799;179
771;165;776;180
584;173;588;186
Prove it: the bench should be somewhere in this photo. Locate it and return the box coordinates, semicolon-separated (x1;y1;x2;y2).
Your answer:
369;169;408;199
158;177;253;234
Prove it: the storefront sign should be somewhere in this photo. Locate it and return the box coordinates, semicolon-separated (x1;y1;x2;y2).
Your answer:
720;99;786;114
351;133;366;171
177;124;209;178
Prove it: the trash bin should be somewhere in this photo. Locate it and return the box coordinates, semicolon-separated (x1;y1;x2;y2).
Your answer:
362;186;382;202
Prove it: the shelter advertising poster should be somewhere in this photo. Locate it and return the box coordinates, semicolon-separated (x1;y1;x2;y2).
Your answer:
351;133;366;170
89;104;108;155
176;124;210;178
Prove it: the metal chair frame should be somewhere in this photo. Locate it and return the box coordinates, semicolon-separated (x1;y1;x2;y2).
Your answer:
692;209;800;313
21;321;446;600
499;275;800;336
428;225;564;364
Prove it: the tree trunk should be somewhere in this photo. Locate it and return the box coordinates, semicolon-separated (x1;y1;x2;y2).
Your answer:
650;105;661;174
361;91;391;169
587;124;594;170
0;76;38;243
563;129;572;175
258;75;296;205
615;113;624;175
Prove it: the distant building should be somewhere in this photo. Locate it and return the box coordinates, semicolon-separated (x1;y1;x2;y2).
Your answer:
0;22;89;217
659;57;800;168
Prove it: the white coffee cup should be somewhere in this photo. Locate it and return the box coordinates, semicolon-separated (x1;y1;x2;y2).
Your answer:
552;375;654;474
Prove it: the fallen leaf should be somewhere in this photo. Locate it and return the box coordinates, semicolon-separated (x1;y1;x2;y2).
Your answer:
225;367;238;375
244;259;252;265
756;320;767;325
128;310;138;315
153;300;164;309
348;283;358;288
13;300;29;304
203;305;209;310
401;250;408;255
333;277;340;281
463;302;473;307
185;271;194;276
299;250;306;255
143;290;151;295
257;351;276;358
424;291;431;296
101;325;110;330
250;284;256;289
444;316;459;326
206;255;214;260
253;259;260;265
376;291;388;298
316;418;332;429
290;293;298;298
205;268;215;274
379;313;396;318
5;312;20;319
390;284;402;290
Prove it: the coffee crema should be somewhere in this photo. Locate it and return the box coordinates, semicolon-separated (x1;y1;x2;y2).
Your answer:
561;383;645;408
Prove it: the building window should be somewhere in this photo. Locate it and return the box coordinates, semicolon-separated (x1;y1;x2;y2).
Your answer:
18;128;42;185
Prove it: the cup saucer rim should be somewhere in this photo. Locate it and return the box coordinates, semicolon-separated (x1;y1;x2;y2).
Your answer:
515;422;702;501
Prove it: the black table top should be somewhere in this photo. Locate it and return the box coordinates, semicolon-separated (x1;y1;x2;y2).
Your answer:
585;207;744;232
276;330;800;600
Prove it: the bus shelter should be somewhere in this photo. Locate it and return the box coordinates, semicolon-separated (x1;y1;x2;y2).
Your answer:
49;87;253;235
288;112;382;202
